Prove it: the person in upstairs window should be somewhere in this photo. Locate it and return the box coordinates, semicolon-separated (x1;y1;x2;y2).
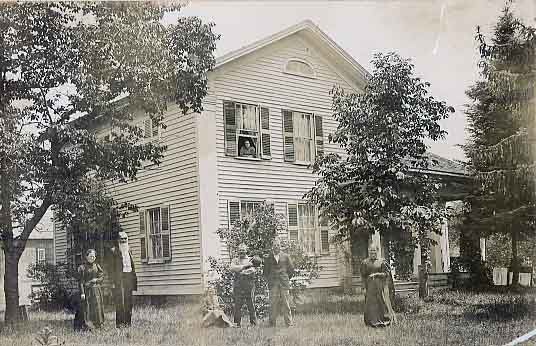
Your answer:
239;139;256;157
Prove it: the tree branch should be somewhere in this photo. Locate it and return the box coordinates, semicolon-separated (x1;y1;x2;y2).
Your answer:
18;197;52;242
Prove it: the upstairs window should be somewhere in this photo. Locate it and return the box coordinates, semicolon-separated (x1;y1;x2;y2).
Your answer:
284;59;315;78
138;117;161;143
282;110;324;164
224;101;271;160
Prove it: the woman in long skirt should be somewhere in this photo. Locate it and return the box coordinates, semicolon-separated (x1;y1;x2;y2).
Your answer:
360;246;396;327
78;249;105;330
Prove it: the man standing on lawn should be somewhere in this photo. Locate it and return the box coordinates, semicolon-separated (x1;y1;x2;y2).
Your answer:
109;231;137;328
263;237;295;327
230;243;257;327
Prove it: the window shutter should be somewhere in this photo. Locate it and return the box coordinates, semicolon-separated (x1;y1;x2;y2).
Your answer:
260;107;271;159
151;118;160;138
223;101;237;156
160;206;171;261
319;211;329;254
321;229;329;253
140;238;147;261
314;115;324;158
287;202;298;242
143;118;152;139
282;110;295;162
139;211;147;262
228;200;241;228
139;211;146;235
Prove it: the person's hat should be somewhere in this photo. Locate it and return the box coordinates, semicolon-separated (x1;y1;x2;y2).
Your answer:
118;232;128;240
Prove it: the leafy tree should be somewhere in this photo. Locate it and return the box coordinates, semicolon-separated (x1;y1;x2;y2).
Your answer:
305;52;454;278
207;203;321;318
463;3;536;286
0;2;218;322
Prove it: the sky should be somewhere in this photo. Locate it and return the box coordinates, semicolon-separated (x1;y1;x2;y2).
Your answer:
172;0;536;162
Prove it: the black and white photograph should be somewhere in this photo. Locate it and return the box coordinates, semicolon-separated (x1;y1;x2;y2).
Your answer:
0;1;535;345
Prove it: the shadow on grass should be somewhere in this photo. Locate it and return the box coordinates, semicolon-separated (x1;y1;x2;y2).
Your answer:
295;294;366;315
463;300;536;322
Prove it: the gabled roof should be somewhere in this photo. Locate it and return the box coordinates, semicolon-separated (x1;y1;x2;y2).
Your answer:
213;19;370;89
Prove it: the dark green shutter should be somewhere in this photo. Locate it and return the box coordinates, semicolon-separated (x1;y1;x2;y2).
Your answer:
260;107;271;159
139;211;147;261
314;115;324;158
161;206;171;261
282;110;295;162
224;101;237;156
228;201;240;228
287;202;298;242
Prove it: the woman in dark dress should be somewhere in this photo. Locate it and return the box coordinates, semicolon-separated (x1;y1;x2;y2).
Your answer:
78;249;105;330
360;246;396;327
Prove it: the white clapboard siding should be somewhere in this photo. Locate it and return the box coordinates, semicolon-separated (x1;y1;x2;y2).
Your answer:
54;104;203;296
213;34;356;288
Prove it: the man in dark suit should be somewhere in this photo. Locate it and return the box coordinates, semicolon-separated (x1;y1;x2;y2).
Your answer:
109;231;137;328
263;238;295;327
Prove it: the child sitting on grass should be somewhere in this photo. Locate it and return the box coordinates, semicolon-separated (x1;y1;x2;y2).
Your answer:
201;287;235;328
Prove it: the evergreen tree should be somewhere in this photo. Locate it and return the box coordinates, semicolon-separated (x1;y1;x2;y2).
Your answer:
464;3;536;286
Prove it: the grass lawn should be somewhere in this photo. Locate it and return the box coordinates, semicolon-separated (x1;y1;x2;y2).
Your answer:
0;289;534;346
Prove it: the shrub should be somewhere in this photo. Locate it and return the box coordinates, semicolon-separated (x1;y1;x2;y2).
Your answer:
27;262;79;311
207;203;322;319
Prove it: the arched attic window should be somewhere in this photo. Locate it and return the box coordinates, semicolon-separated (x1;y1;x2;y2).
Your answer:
284;59;316;78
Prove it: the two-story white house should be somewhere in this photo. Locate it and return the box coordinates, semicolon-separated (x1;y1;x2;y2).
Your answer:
53;20;467;299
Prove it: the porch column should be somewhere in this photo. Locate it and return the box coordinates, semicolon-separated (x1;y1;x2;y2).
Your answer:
372;231;381;256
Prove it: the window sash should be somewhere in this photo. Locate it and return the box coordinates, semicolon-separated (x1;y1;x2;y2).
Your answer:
236;104;258;131
147;207;163;259
240;201;262;220
298;204;316;254
293;112;314;163
235;103;261;158
288;202;329;256
37;248;46;264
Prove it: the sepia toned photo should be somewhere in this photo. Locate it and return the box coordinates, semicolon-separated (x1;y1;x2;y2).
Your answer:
0;1;535;345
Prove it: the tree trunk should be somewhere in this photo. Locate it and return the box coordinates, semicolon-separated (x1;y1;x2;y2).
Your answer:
510;229;520;287
4;248;22;323
419;241;429;299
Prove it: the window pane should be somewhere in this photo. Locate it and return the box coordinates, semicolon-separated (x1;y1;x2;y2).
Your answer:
148;208;162;259
298;204;316;254
237;104;258;131
152;234;162;259
294;113;312;162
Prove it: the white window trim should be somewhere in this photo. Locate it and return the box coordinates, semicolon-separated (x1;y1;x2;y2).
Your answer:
37;248;46;265
292;112;316;165
288;201;329;256
141;205;171;263
282;58;317;79
235;102;261;159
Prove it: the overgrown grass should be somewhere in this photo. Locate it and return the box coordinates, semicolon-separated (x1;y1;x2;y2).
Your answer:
0;289;534;346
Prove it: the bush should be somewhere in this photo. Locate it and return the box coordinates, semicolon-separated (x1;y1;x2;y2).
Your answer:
207;203;322;319
27;262;79;311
